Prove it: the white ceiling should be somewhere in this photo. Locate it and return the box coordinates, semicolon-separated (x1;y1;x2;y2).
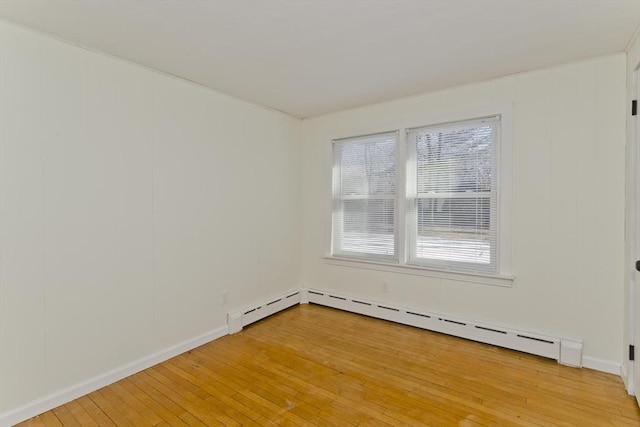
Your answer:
1;1;639;118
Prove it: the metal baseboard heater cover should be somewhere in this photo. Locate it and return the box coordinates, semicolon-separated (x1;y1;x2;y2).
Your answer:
227;290;301;334
227;287;582;367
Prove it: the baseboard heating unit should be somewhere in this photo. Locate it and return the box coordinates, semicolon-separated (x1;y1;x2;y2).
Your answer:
301;288;583;368
227;287;583;367
227;289;301;334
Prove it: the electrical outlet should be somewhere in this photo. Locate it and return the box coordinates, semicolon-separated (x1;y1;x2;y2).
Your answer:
222;291;229;305
381;280;389;293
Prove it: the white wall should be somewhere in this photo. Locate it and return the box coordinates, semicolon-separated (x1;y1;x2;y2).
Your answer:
301;54;627;365
0;21;302;415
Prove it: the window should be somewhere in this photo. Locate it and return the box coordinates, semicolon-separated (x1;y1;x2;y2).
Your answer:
330;115;507;280
332;132;398;261
407;117;499;274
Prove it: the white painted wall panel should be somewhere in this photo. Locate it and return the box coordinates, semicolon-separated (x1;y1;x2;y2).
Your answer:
511;70;553;314
85;51;155;366
152;75;223;348
591;58;626;358
301;54;627;363
574;62;600;348
40;35;97;393
0;23;47;411
0;21;301;415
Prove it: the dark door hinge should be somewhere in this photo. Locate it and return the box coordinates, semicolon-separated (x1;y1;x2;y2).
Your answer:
633;100;637;116
630;345;635;361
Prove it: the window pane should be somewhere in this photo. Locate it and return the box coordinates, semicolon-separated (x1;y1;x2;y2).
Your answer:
332;132;397;260
339;139;396;196
341;199;395;256
416;197;492;264
416;124;493;194
408;117;498;273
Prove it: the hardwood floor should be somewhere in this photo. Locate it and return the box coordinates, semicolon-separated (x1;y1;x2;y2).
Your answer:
17;304;640;426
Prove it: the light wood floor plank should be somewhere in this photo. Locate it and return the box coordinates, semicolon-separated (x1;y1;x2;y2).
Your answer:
61;401;98;427
15;304;640;426
74;395;117;426
87;389;138;427
127;373;191;423
35;411;63;427
50;405;79;426
119;377;189;426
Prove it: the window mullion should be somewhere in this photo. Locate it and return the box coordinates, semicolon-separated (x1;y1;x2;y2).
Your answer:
397;128;407;264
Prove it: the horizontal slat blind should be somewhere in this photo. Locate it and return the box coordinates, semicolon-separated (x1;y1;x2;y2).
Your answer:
407;117;498;273
332;132;398;261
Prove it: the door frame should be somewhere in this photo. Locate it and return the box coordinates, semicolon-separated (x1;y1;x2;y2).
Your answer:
628;62;640;400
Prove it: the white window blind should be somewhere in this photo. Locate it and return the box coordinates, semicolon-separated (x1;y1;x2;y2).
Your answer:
332;132;398;261
407;117;499;274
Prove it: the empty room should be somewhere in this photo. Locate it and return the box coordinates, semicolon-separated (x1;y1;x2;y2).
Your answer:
2;0;640;425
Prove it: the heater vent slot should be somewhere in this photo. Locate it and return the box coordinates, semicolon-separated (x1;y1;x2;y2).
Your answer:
443;319;466;326
517;334;554;344
267;299;282;306
352;300;371;306
407;311;431;318
475;326;507;334
329;295;346;300
378;305;399;311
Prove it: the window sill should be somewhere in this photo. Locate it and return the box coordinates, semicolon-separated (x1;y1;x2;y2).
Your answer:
323;256;514;287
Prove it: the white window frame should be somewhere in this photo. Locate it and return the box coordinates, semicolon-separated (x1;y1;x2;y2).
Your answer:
325;105;513;287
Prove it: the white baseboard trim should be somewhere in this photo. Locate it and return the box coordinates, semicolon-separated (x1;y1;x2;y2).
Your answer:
0;326;228;427
582;356;622;376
